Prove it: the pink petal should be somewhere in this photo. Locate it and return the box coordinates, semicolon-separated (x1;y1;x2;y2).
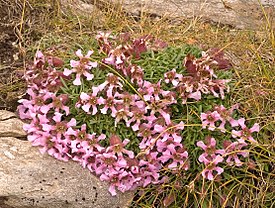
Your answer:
250;123;260;132
131;123;139;131
98;134;106;140
100;107;108;114
198;154;207;163
80;92;90;100
232;130;242;138
84;72;94;81
159;110;171;125
82;104;91;113
238;118;246;129
90;61;98;68
201;169;207;179
42;124;52;132
188;91;201;100
248;136;258;144
143;94;151;101
172;133;182;143
97;97;105;104
104;56;115;65
70;60;79;68
75;49;83;58
100;174;109;181
63;106;70;115
214;155;223;164
92;106;98;115
214;166;224;175
207;171;214;180
73;75;81;86
229;118;239;127
67;118;76;127
63;68;72;76
197;141;207;150
154;124;164;133
200;113;207;120
106;88;113;97
172;80;179;86
108;185;117;196
35;51;44;59
86;50;93;58
92;86;101;96
116;56;123;64
135;101;145;109
53;112;63;122
210;137;216;146
40;105;51;114
66;127;77;136
168;162;178;169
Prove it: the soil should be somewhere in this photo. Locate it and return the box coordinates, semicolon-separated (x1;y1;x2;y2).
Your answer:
0;5;26;111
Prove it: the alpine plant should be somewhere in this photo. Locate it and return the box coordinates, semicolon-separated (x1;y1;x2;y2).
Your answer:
18;32;260;196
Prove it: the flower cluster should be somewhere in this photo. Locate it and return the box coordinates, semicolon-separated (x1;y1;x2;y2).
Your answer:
18;32;259;196
197;105;259;180
163;53;230;104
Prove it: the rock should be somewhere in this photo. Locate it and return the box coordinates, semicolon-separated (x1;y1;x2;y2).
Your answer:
92;0;275;29
0;116;26;138
0;137;133;208
0;110;16;121
61;0;96;13
60;0;105;26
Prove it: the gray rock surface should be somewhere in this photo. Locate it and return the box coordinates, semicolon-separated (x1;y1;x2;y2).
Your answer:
0;111;26;138
0;137;133;208
91;0;275;29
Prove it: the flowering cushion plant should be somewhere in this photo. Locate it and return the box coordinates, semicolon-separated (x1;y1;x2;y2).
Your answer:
18;32;260;196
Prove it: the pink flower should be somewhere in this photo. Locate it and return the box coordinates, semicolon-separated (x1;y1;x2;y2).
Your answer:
107;134;135;158
223;139;248;166
200;111;221;131
139;153;161;187
126;106;146;131
164;69;182;86
104;45;127;67
156;137;181;153
23;114;49;134
18;88;53;118
200;155;224;180
232;118;259;143
208;79;230;99
80;148;97;172
197;137;225;160
158;145;188;170
100;169;136;196
97;73;123;91
138;123;153;139
96;31;114;53
213;105;239;131
100;87;122;117
63;49;97;85
42;112;76;140
114;104;133;126
153;121;184;143
95;151;127;175
145;98;171;125
79;87;105;115
40;94;70;115
129;65;144;86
